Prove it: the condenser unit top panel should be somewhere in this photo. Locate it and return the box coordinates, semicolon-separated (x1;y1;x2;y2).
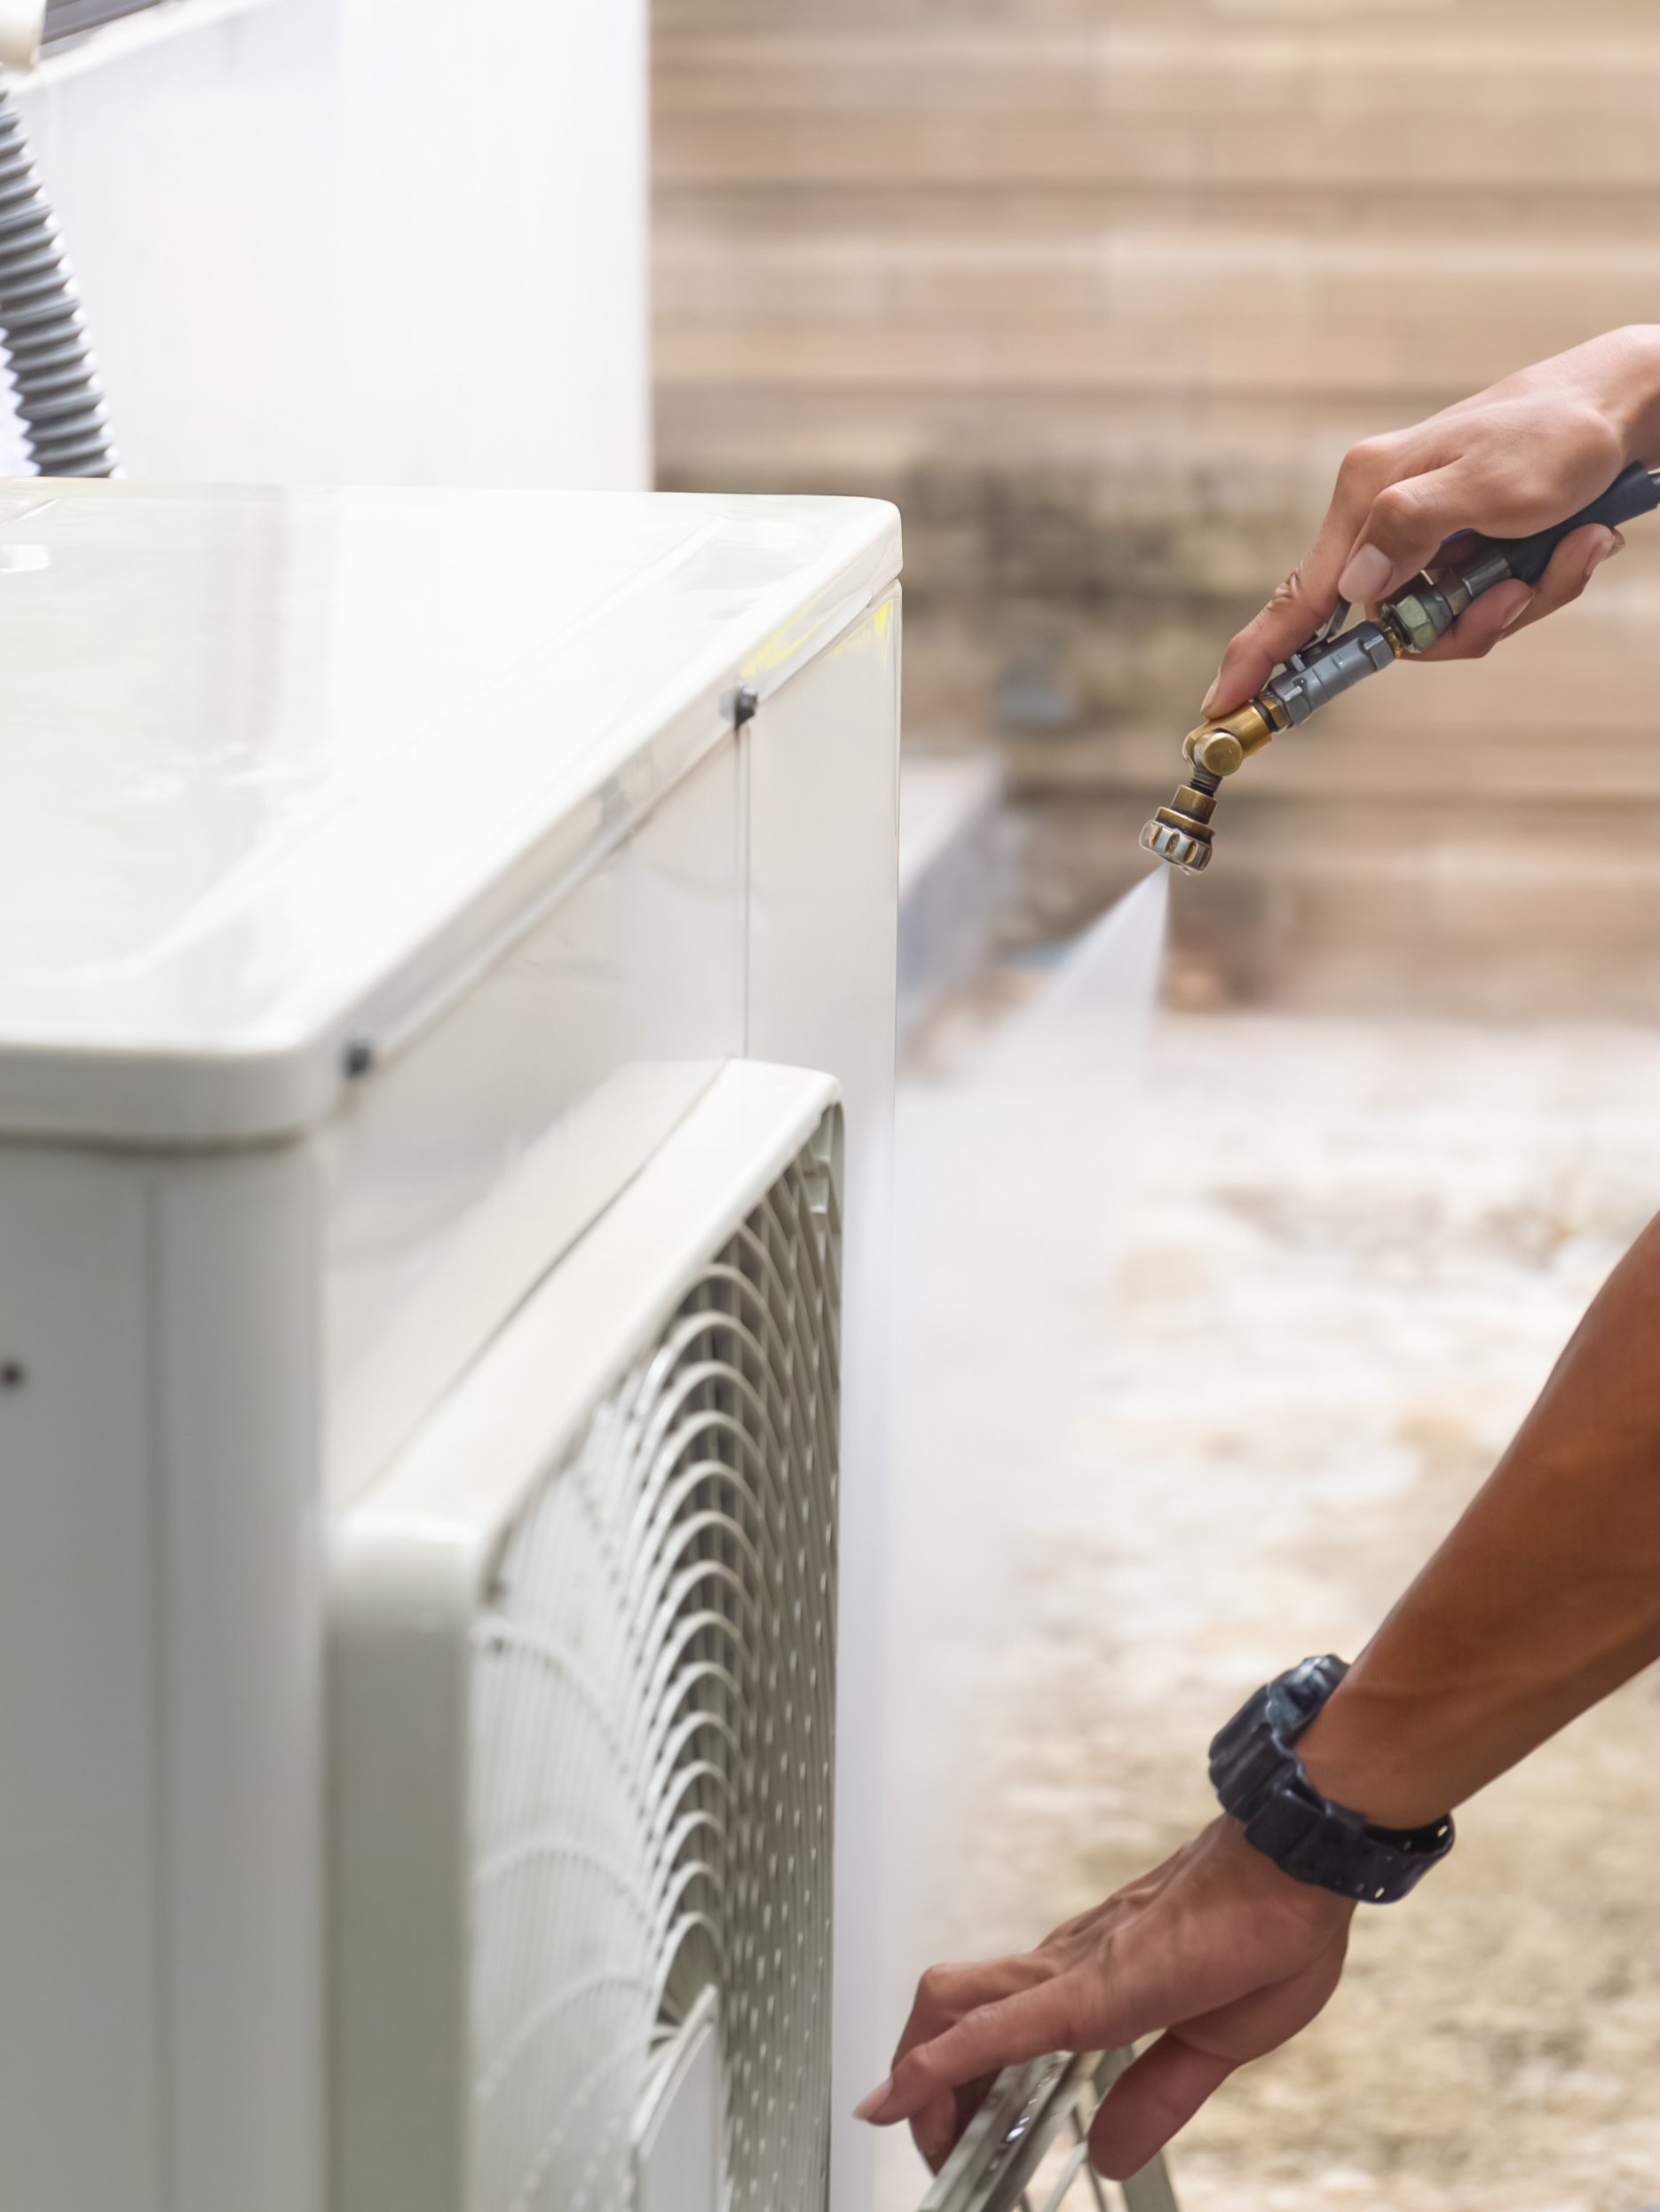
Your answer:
0;482;900;1145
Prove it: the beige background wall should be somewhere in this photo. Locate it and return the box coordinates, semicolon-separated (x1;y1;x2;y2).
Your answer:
657;0;1660;1011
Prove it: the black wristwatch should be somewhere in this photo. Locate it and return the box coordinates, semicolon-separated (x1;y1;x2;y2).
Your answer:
1209;1655;1455;1904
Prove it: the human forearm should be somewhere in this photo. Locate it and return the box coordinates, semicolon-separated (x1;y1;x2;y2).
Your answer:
1300;1207;1660;1828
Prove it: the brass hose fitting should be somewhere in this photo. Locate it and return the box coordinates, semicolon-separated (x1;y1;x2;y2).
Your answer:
1183;698;1283;780
1140;699;1288;874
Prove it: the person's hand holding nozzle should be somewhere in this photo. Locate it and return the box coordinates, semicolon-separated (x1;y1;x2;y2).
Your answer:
1205;326;1655;721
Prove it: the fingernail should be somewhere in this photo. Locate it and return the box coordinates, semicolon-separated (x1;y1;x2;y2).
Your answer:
853;2078;892;2122
1199;667;1223;716
1337;543;1393;605
1500;594;1533;630
1585;527;1623;578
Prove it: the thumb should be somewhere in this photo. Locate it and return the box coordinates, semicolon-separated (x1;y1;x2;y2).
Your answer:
1337;462;1471;607
1087;2033;1234;2180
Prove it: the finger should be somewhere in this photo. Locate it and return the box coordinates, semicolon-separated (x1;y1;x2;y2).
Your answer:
1336;460;1474;605
1087;2034;1236;2181
1087;1924;1352;2174
1206;437;1406;714
859;1974;1092;2127
858;1955;1060;2145
916;2072;1000;2175
892;1971;1037;2168
910;2089;965;2174
890;1954;1057;2071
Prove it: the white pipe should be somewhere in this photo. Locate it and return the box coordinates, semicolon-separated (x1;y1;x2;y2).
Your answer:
0;1;43;68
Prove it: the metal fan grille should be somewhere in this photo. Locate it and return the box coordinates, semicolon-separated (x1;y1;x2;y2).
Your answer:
469;1109;842;2212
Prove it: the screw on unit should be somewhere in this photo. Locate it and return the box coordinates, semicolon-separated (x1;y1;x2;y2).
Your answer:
0;1359;25;1389
343;1034;376;1079
725;683;759;728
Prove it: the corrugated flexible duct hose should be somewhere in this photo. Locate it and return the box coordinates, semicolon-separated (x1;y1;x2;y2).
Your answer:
0;81;115;475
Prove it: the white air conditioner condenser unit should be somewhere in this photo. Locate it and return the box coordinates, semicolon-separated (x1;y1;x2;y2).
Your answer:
0;482;900;2212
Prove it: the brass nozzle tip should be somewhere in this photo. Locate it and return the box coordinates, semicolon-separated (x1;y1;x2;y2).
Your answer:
1141;818;1212;873
1142;780;1217;874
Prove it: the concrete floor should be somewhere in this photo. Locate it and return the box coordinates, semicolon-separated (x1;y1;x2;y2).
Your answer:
880;975;1660;2212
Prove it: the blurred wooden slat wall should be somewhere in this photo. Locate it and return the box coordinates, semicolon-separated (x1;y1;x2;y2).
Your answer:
657;0;1660;1011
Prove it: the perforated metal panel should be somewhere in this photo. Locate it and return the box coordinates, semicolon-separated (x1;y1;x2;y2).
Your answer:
331;1067;842;2212
469;1110;841;2208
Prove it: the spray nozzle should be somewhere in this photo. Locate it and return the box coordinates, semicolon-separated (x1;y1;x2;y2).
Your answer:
1141;696;1285;874
1140;769;1219;874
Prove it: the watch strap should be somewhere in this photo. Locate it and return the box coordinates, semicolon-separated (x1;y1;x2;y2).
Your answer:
1209;1656;1455;1904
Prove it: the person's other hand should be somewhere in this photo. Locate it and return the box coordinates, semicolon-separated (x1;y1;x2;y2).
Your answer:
1205;325;1660;718
854;1817;1354;2180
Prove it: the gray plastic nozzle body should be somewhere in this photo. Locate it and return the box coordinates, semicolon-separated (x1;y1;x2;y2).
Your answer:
1263;622;1395;727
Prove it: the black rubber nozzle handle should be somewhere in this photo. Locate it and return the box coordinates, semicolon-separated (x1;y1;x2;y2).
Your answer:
1488;460;1660;586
